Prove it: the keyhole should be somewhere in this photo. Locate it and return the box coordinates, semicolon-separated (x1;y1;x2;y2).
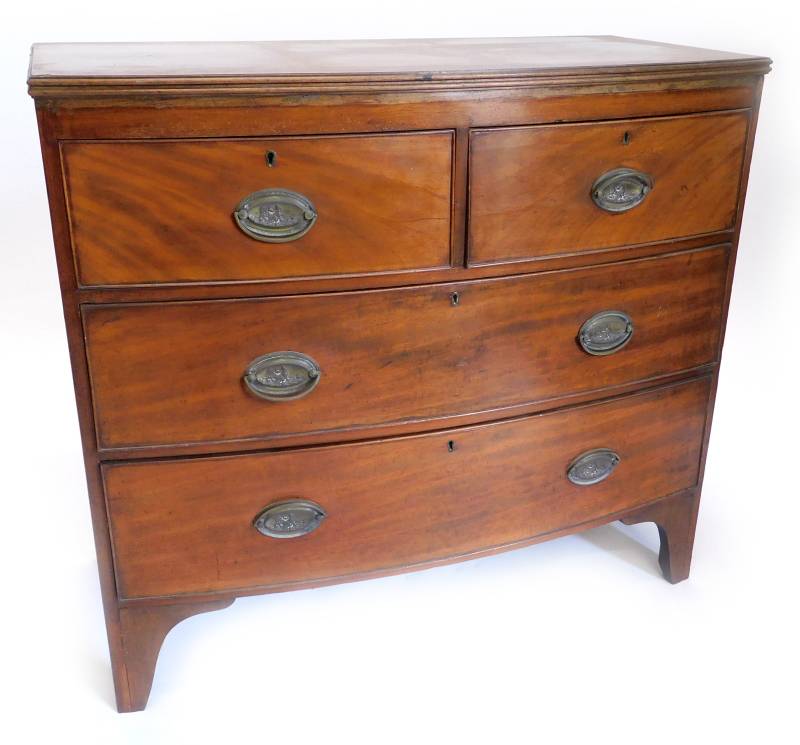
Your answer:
447;440;455;452
266;150;277;167
622;131;630;145
451;292;460;307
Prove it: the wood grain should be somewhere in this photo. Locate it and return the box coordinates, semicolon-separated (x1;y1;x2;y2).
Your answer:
103;378;711;599
63;131;453;286
28;36;770;99
117;598;234;712
38;85;759;144
72;233;733;305
28;37;769;711
84;246;728;451
29;37;766;80
621;488;701;584
469;110;749;264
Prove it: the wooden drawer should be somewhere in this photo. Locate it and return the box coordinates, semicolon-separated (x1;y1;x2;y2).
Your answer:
62;131;454;286
468;111;748;265
84;246;727;451
104;378;711;599
31;36;771;713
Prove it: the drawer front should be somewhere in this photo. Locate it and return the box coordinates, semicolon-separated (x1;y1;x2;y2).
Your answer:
104;378;711;599
469;111;748;265
62;131;453;286
84;246;728;450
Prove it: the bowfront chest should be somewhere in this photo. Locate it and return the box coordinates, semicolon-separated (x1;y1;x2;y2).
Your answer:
28;36;770;711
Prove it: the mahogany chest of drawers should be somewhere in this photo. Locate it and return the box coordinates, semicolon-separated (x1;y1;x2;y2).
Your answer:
28;36;770;712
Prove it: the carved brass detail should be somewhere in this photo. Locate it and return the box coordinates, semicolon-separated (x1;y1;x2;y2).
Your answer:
566;449;621;486
244;351;321;401
591;168;654;212
253;500;327;538
234;188;317;242
579;310;635;356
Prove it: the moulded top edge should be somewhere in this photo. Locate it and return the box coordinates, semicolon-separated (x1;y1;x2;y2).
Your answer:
27;36;772;95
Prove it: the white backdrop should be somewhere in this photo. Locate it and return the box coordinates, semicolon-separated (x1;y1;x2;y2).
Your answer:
2;3;797;742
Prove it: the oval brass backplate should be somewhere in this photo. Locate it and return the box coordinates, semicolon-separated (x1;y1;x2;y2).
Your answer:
591;168;654;212
579;310;635;356
566;448;621;486
234;188;317;242
253;500;327;538
244;351;321;401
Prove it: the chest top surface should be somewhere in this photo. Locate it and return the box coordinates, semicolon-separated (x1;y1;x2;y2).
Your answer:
28;36;770;94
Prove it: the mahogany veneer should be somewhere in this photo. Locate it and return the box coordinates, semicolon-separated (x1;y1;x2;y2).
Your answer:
85;246;727;452
29;36;770;712
105;379;710;600
63;131;454;286
469;111;748;264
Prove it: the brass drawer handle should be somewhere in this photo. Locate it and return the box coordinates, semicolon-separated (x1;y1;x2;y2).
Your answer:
234;188;317;242
244;351;321;401
591;168;654;212
254;500;327;538
566;448;621;486
579;310;635;356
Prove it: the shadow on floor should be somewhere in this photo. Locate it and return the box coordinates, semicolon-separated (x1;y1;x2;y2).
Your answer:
576;520;663;579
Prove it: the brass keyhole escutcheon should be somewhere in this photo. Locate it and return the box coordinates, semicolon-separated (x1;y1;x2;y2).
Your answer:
266;150;277;167
451;292;460;307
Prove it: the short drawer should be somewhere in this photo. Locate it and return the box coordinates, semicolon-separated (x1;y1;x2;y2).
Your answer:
104;378;711;599
84;245;728;451
62;130;453;286
468;111;748;265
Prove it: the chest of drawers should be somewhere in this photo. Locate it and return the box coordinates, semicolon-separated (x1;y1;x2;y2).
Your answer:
28;36;770;712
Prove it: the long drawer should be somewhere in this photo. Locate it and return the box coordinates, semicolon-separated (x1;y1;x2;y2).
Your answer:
469;111;748;265
104;378;711;599
84;246;728;450
62;130;454;286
